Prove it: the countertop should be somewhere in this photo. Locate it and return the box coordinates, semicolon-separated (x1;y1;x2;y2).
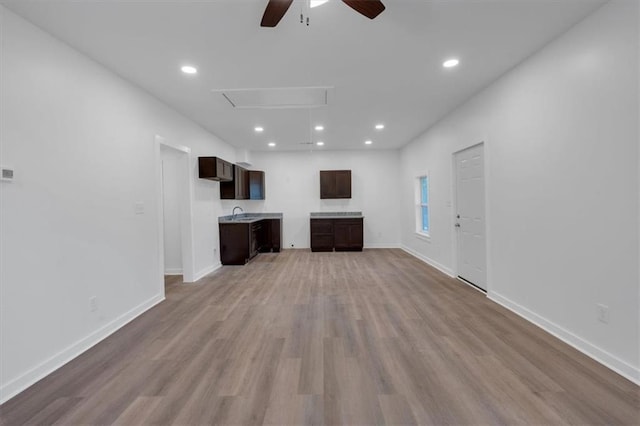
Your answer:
219;212;283;224
310;211;364;219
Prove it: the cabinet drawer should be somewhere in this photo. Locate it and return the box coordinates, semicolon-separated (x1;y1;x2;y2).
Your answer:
311;219;333;234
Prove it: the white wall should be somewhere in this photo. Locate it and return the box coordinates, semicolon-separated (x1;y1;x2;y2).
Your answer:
0;6;237;402
401;0;639;382
161;146;183;274
221;150;402;249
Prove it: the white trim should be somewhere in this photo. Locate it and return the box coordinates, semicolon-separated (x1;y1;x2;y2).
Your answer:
155;135;197;284
414;231;431;242
193;262;223;282
0;294;164;404
488;291;640;386
364;243;402;249
401;245;455;277
164;268;183;275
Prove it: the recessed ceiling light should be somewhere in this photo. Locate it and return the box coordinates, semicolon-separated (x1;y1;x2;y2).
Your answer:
254;126;264;132
181;65;198;74
315;125;324;131
365;140;373;145
310;0;329;8
443;58;460;68
268;142;276;147
316;141;324;146
375;124;384;130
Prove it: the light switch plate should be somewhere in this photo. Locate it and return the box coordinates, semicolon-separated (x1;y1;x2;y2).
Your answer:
1;166;14;182
134;202;145;215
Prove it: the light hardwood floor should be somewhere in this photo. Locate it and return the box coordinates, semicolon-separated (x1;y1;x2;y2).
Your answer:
1;249;638;425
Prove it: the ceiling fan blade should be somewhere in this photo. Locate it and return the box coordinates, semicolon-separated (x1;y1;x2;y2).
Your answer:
342;0;385;19
261;0;294;27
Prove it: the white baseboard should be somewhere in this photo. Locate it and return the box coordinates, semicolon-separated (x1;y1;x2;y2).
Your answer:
192;262;222;282
400;245;455;277
164;268;183;275
364;243;401;249
0;294;165;404
488;291;640;386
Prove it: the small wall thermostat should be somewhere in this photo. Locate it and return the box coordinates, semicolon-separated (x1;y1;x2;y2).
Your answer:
1;167;14;182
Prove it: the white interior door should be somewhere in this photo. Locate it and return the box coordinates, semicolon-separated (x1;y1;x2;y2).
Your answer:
454;143;487;291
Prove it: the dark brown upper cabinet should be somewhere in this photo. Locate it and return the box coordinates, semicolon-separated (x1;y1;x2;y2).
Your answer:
198;157;233;181
220;166;266;200
320;170;351;199
248;170;265;200
220;165;249;199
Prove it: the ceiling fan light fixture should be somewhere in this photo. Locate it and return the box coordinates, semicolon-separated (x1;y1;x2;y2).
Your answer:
443;58;460;68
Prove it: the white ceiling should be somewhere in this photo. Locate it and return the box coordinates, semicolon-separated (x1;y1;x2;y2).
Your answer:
3;0;604;151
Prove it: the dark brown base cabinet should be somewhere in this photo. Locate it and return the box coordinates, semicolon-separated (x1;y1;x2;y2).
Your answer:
310;218;363;252
220;219;281;265
310;219;334;252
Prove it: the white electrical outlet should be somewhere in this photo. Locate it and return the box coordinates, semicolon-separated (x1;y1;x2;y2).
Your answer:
597;304;609;324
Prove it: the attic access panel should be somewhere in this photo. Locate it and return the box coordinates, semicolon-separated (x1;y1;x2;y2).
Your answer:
216;87;330;109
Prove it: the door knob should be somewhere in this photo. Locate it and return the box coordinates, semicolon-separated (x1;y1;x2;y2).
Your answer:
455;223;461;228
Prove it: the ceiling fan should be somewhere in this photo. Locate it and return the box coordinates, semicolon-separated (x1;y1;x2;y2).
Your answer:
260;0;385;27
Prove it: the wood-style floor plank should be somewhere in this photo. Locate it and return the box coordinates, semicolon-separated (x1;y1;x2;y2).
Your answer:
1;249;638;425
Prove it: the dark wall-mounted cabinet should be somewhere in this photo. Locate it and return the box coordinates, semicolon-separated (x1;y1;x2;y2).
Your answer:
198;157;233;181
220;166;265;200
320;170;351;199
310;217;363;252
221;165;249;199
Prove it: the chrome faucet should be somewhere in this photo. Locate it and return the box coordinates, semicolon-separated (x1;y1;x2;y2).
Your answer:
232;206;243;220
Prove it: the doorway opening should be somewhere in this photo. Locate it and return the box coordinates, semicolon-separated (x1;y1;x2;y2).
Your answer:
453;142;487;292
155;136;195;294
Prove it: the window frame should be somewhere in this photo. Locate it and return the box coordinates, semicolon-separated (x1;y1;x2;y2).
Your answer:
415;173;430;239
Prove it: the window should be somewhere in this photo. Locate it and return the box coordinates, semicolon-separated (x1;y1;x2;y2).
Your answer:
415;175;429;236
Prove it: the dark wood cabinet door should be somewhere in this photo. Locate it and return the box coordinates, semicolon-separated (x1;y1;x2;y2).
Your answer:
320;171;336;199
270;219;281;252
320;170;351;199
335;170;352;198
236;166;249;200
219;223;251;264
249;171;265;200
333;221;350;250
334;218;363;251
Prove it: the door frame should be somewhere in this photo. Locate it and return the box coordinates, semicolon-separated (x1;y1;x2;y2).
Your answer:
154;135;196;288
451;141;492;293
